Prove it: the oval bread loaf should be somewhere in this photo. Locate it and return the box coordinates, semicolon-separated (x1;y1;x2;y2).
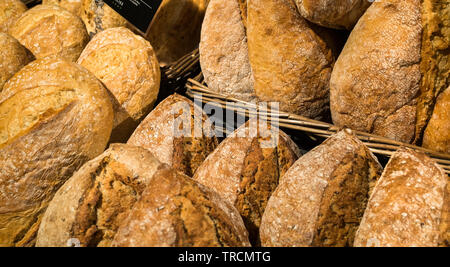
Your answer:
77;27;161;142
247;0;334;119
199;0;256;102
9;4;89;62
43;0;83;16
128;93;218;177
36;144;166;247
112;167;251;247
354;148;449;247
330;0;449;144
0;0;27;33
0;57;114;247
423;87;450;154
260;130;383;247
0;33;33;91
294;0;372;30
193;119;301;245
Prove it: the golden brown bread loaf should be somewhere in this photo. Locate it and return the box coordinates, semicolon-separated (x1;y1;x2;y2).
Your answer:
199;0;256;102
0;33;33;90
77;27;160;142
330;0;449;144
0;0;27;33
36;144;166;247
0;57;114;247
247;0;334;119
112;167;251;247
193;119;301;245
128;93;218;177
294;0;372;30
423;87;450;154
9;4;89;62
43;0;82;15
80;0;131;37
147;0;209;66
354;148;449;247
260;130;383;247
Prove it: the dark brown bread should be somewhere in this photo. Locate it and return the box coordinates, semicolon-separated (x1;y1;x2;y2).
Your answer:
354;148;449;247
112;168;251;247
193;120;301;245
260;130;383;247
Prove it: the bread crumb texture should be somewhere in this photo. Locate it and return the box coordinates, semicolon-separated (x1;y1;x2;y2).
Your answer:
112;168;251;247
260;130;382;247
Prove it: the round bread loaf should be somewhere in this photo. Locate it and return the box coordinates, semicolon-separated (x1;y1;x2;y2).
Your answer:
0;0;27;33
36;144;166;247
112;167;251;247
193;119;301;245
199;0;256;102
148;0;209;66
260;130;383;247
0;57;114;247
247;0;334;119
0;33;33;91
330;0;449;143
354;148;449;247
423;87;450;154
80;0;131;37
9;4;89;62
77;27;161;143
43;0;82;16
294;0;372;30
128;93;218;177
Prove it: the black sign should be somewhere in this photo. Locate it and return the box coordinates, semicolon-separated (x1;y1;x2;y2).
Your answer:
103;0;163;34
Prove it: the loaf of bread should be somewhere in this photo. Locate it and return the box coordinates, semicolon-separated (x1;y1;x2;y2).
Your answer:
199;0;256;102
128;93;218;177
0;57;114;247
148;0;209;66
354;148;449;247
260;130;383;247
9;5;89;62
193;119;301;245
43;0;82;16
423;87;450;154
0;0;27;33
0;33;33;90
112;167;251;247
77;27;160;142
80;0;131;37
294;0;372;30
36;144;166;247
330;0;449;144
247;0;334;119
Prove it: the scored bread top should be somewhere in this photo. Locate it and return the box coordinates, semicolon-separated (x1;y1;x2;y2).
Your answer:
9;4;89;62
354;148;449;247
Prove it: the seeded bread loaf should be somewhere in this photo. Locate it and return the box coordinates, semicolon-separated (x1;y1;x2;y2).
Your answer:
112;167;251;247
247;0;334;119
128;93;218;177
354;148;449;247
43;0;82;15
423;87;450;154
0;0;27;33
193;119;301;245
199;0;256;102
9;5;89;62
330;0;449;143
0;33;33;91
77;27;160;142
36;144;166;247
0;57;114;247
260;130;383;247
294;0;372;30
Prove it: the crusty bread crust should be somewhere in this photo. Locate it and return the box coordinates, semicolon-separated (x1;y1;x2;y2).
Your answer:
43;0;82;16
0;0;27;33
423;87;450;154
